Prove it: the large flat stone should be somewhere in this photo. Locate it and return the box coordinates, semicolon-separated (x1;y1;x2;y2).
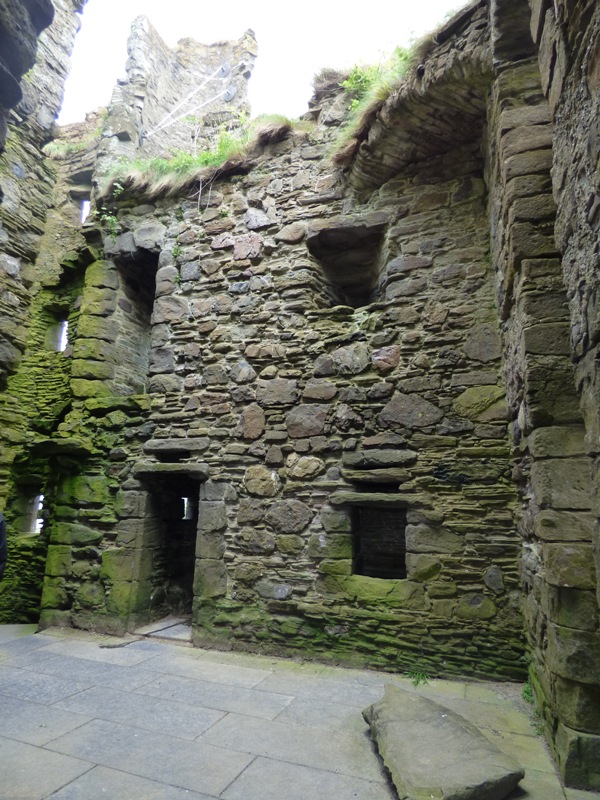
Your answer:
363;685;524;800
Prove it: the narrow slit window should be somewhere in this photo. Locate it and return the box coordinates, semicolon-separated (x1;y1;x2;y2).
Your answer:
29;494;45;534
57;319;69;352
80;199;91;223
353;506;407;579
182;497;194;520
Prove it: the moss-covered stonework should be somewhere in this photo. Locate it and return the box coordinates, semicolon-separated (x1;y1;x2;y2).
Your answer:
2;0;600;790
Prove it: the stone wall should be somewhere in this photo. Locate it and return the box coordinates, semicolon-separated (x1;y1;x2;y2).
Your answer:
523;0;600;788
0;0;55;155
1;0;600;790
96;17;257;177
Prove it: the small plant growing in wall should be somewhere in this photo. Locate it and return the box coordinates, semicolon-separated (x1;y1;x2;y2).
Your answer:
407;668;430;687
92;206;119;240
172;245;183;258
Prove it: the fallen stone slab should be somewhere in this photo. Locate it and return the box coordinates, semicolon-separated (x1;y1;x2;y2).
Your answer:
363;685;524;800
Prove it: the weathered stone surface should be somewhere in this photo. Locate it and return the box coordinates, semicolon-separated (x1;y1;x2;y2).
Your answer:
453;386;506;421
380;392;444;429
342;449;417;468
332;343;370;375
265;499;312;534
464;324;502;362
275;222;306;243
257;379;297;406
286;404;327;437
243;466;281;497
133;221;166;251
371;346;401;374
237;404;265;440
287;454;325;479
363;686;524;800
234;233;263;260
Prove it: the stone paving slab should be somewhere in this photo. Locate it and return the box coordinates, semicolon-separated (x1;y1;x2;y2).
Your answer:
0;695;90;747
0;626;578;800
0;736;92;800
7;652;157;691
141;649;272;687
46;718;254;796
47;765;214;800
221;756;396;800
54;684;226;739
200;711;386;782
137;672;294;719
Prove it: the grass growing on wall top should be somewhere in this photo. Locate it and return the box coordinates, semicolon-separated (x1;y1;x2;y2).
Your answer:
330;45;416;166
98;115;304;201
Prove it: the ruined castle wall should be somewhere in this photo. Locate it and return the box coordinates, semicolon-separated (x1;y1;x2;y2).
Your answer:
97;19;257;175
0;0;85;386
30;104;526;677
486;0;600;788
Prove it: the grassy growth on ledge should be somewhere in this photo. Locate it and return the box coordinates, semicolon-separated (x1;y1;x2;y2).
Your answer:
330;46;415;166
98;115;305;200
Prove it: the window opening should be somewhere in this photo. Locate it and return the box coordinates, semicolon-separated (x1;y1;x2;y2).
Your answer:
353;505;407;579
80;199;91;223
182;497;195;520
28;494;45;534
57;319;69;352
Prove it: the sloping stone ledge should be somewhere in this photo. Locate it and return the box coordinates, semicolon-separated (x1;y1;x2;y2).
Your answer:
363;684;524;800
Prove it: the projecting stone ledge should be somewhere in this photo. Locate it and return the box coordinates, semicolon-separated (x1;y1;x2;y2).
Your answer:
363;685;524;800
132;462;209;481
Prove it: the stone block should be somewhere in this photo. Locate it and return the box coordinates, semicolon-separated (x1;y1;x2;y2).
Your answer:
196;530;226;559
544;585;599;631
70;359;114;380
405;524;464;555
40;578;69;610
75;582;105;609
198;501;227;532
286;404;327;437
45;546;72;577
463;324;502;363
527;426;586;458
80;287;117;317
151;295;190;325
379;392;443;429
194;559;227;598
332;343;370;375
553;677;600;735
405;554;441;581
256;378;298;406
455;593;497;620
523;323;571;355
236;403;265;440
320;509;352;533
235;528;275;554
341;575;428;609
308;533;352;559
243;466;280;497
277;535;305;555
342;448;417;468
453;386;506;422
555;721;600;788
543;543;596;589
52;523;103;546
530;459;591;509
546;623;600;683
265;499;312;534
133;221;166;251
287;454;325;479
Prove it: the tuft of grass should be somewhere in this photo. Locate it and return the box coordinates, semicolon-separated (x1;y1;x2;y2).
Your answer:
331;46;416;166
407;668;430;687
98;116;309;201
522;682;534;704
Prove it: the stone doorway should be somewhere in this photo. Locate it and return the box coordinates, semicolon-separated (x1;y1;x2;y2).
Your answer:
144;476;200;621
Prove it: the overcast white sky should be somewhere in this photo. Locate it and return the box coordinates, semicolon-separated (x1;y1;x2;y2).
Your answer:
59;0;463;124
